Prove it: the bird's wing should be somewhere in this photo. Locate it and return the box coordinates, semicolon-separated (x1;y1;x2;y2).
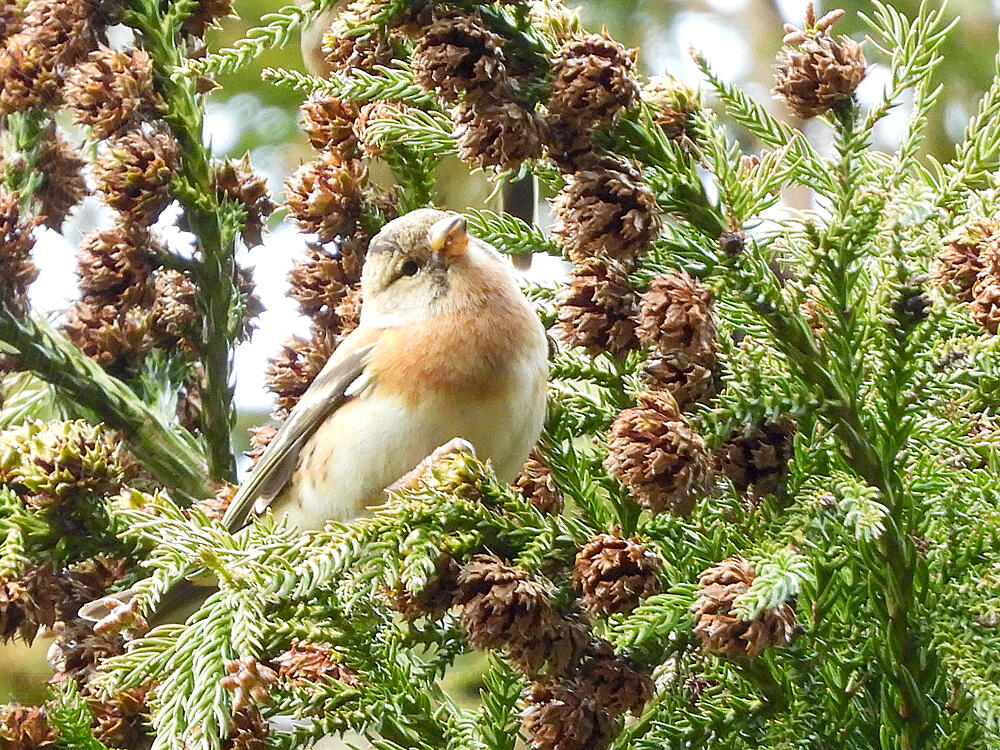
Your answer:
222;328;382;533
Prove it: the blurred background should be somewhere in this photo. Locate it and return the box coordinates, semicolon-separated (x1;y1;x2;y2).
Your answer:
4;0;999;712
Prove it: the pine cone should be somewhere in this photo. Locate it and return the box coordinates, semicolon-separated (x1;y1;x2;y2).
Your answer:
715;416;797;496
542;114;594;173
388;555;460;621
94;129;180;225
456;555;564;672
335;284;363;339
934;220;999;302
265;330;336;418
213;154;275;247
556;257;639;359
412;13;507;103
274;639;358;685
0;562;62;643
63;46;156;139
246;424;277;464
521;679;616;750
773;5;865;119
284;155;366;243
575;644;653;717
643;349;717;410
0;704;57;749
547;33;638;131
453;94;544;172
288;242;360;326
86;684;151;749
642;74;701;138
552;160;658;265
637;270;716;359
226;706;268;750
604;391;711;516
354;100;410;157
692;556;798;657
971;270;1000;335
63;300;154;373
0;30;62;115
76;225;154;302
47;619;125;684
322;33;395;76
0;190;38;318
0;0;22;40
300;95;360;157
513;449;564;515
35;132;88;230
572;532;661;616
506;613;590;676
150;268;199;352
57;556;129;620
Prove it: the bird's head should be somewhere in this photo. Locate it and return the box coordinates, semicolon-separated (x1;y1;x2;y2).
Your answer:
360;208;508;327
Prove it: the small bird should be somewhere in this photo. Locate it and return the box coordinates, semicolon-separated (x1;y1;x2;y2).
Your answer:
81;209;548;625
223;207;549;531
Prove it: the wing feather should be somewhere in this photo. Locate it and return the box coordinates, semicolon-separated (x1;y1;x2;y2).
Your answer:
222;331;380;532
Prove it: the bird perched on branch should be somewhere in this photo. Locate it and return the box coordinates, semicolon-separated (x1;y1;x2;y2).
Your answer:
82;209;548;624
223;208;549;531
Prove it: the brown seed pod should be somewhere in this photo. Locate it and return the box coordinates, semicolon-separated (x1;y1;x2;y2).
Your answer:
94;129;180;225
412;12;507;103
636;270;716;359
547;32;639;131
556;257;640;359
284;155;366;243
453;94;544;173
572;532;661;616
63;46;156;139
714;416;797;496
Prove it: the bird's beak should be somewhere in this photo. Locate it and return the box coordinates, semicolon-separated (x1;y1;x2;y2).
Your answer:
428;214;469;261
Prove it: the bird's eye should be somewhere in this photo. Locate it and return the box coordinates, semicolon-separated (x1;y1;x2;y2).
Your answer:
400;259;420;277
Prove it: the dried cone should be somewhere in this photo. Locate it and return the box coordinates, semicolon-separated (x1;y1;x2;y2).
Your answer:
933;219;999;303
284;155;365;243
0;704;57;749
35;133;88;230
150;269;199;352
322;32;395;76
715;416;797;496
692;556;798;657
76;225;154;303
543;114;594;173
506;613;590;676
183;0;234;36
265;330;336;417
246;424;277;464
334;284;363;339
0;191;39;317
226;706;268;750
389;555;460;621
412;13;507;103
300;95;360;156
604;390;711;516
643;74;702;138
453;94;544;172
63;301;154;373
572;532;661;616
274;638;358;685
556;257;639;359
0;562;63;643
63;46;156;139
575;644;654;716
455;555;565;673
288;242;361;326
521;679;616;750
637;270;716;359
773;5;866;119
972;270;1000;335
552;160;658;265
644;350;717;410
513;449;564;515
86;684;151;749
47;619;126;684
213;154;275;247
354;100;411;157
57;556;129;620
547;33;639;131
94;130;180;225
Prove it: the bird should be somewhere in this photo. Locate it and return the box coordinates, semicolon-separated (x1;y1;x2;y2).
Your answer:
222;207;550;531
81;208;549;624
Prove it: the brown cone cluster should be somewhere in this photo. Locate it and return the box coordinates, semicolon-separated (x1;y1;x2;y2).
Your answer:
412;13;506;103
63;46;156;139
546;33;639;132
221;657;278;712
265;330;336;418
300;95;361;157
604;390;711;516
94;129;180;225
933;219;998;302
212;154;275;248
572;532;661;616
182;0;234;37
773;4;866;119
0;190;39;318
388;554;461;621
0;562;62;643
692;556;798;657
637;270;718;408
521;680;616;750
513;449;564;515
715;416;797;496
643;74;702;139
86;684;151;749
226;706;268;750
552;160;658;265
274;639;358;685
0;704;57;749
285;155;366;244
556;257;639;359
454;95;545;172
34;131;88;230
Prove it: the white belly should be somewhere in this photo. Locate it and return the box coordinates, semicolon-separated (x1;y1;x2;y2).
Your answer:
271;357;546;531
